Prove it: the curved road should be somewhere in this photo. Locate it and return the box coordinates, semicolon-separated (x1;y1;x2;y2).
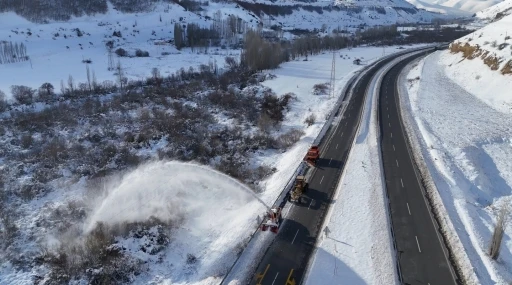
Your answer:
378;50;459;285
248;48;448;285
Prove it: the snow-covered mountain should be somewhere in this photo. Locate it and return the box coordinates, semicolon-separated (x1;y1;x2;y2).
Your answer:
406;0;503;14
0;0;447;29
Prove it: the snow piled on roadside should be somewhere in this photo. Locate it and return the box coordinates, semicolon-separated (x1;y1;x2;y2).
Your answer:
304;58;398;285
399;51;512;284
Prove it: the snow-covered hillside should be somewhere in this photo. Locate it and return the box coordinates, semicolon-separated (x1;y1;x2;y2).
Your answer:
447;12;512;113
406;0;471;15
407;0;503;14
476;0;512;20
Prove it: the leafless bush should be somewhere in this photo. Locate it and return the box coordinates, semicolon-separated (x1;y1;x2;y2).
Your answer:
304;113;316;126
40;222;141;284
276;128;304;149
313;83;329;95
0;210;19;250
489;203;511;260
20;133;33;149
134;49;148;57
11;85;35;105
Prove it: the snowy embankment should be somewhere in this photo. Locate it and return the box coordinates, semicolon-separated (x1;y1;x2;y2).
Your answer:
398;51;512;284
303;54;420;284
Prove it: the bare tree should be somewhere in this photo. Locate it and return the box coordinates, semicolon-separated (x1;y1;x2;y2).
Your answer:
489;202;511;260
11;85;34;105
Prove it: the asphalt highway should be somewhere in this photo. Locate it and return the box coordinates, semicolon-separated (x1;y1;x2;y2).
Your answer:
378;51;459;285
249;50;421;285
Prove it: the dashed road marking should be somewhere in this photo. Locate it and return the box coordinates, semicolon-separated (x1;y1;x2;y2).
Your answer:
407;203;411;215
393;145;395;151
396;160;399;167
329;158;332;165
389;122;391;127
284;205;293;217
415;236;422;253
320;176;324;184
271;272;280;285
308;200;314;209
401;178;404;187
291;230;299;244
391;132;393;138
336;143;339;149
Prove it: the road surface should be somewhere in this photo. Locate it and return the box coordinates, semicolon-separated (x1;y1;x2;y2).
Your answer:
378;50;459;285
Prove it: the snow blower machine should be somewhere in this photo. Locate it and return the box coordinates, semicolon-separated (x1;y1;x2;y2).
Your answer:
261;207;283;234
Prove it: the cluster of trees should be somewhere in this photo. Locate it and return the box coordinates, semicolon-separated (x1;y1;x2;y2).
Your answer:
241;30;353;71
173;12;249;50
356;25;400;43
0;0;167;22
0;42;28;64
174;23;220;51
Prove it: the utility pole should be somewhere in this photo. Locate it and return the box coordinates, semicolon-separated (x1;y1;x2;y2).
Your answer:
330;50;336;99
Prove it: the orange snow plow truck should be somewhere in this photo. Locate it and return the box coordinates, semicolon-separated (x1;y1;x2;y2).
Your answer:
304;145;320;167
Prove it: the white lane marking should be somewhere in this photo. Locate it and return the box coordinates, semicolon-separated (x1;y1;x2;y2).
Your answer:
291;230;300;244
415;236;422;253
271;272;280;285
345;122;347;126
401;178;404;187
329;158;332;165
393;145;395;151
407;203;411;215
391;132;393;138
336;143;339;149
341;132;343;137
284;205;293;217
388;114;389;118
396;160;399;167
320;176;324;184
387;107;388;110
388;122;390;127
308;199;314;209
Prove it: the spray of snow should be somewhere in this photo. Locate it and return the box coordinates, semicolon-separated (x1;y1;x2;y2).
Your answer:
86;161;268;233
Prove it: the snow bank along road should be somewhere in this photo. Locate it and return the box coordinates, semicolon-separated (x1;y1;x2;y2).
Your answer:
378;50;459;284
248;48;432;285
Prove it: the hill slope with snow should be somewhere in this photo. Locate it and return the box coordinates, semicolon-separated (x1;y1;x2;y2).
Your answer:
475;0;512;20
406;0;503;14
446;12;512;113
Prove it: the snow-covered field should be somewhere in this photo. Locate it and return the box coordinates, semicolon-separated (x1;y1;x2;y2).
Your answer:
399;50;512;284
0;0;453;100
304;55;408;285
0;5;243;99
